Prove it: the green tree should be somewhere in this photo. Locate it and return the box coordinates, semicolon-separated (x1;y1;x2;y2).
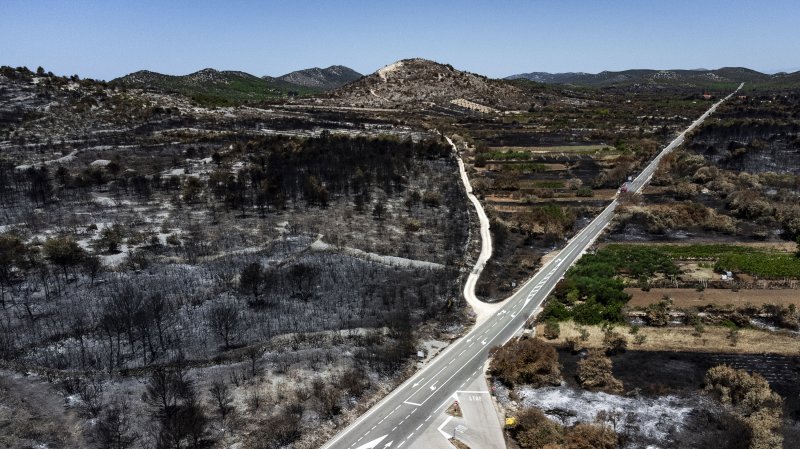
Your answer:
43;236;85;282
98;225;124;253
795;235;800;257
182;177;204;204
0;234;27;308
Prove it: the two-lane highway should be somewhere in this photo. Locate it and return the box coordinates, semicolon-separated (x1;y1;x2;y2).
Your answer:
321;84;742;449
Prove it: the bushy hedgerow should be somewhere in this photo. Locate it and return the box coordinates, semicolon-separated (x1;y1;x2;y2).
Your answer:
489;338;562;388
541;246;679;324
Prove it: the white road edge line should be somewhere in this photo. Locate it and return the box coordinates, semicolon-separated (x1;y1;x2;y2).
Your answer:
437;416;454;439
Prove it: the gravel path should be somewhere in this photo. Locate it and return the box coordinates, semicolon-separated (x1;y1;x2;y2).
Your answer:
447;136;503;323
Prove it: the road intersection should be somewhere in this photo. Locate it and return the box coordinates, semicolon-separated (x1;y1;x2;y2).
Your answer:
321;84;743;449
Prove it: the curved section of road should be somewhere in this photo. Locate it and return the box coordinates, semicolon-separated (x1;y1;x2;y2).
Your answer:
320;84;742;449
446;136;502;324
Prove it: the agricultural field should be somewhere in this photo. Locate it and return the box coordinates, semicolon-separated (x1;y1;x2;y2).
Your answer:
603;243;800;280
626;288;799;308
514;88;800;449
448;89;718;301
539;243;800;329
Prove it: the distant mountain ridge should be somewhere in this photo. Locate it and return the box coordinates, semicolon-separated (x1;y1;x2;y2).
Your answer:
112;68;321;105
506;67;792;89
109;62;800;108
277;65;362;90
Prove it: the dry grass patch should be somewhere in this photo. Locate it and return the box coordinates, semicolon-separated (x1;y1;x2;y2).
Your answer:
540;320;799;355
489;338;562;388
576;349;624;394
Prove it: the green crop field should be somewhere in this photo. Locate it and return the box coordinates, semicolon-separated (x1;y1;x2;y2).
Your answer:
501;163;548;173
605;244;800;279
483;150;531;160
529;180;565;188
541;243;800;325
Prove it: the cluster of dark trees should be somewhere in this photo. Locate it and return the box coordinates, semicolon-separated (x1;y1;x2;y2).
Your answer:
0;133;454;214
143;360;208;448
198;134;453;213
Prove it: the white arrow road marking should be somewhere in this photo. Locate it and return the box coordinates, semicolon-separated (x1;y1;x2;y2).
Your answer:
481;339;487;345
355;435;387;449
430;384;437;391
383;441;394;448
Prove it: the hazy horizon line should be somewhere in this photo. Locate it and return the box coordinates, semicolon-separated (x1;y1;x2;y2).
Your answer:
6;59;798;83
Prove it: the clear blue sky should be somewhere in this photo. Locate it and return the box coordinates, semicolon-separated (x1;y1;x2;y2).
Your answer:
1;0;798;80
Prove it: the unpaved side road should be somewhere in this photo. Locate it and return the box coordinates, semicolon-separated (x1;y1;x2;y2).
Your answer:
447;136;503;324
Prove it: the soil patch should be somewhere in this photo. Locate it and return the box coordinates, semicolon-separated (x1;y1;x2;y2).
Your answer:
626;287;800;308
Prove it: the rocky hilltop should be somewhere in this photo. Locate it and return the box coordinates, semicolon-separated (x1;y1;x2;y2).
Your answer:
328;58;533;110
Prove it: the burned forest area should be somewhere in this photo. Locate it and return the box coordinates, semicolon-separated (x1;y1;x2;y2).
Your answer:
0;66;471;449
2;58;800;449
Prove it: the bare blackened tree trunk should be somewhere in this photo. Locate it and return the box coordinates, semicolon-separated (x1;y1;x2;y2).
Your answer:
208;379;232;420
145;362;208;449
208;300;240;349
71;311;89;370
245;345;265;377
96;397;138;449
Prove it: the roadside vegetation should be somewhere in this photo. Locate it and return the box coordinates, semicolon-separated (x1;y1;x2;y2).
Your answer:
489;338;562;388
490;335;792;449
540;245;679;324
540;242;800;328
513;88;800;449
705;365;785;449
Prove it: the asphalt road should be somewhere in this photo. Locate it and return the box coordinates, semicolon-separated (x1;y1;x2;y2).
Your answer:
320;84;742;449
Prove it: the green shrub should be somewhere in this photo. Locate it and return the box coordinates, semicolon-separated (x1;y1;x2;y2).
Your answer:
540;300;571;321
166;234;181;246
